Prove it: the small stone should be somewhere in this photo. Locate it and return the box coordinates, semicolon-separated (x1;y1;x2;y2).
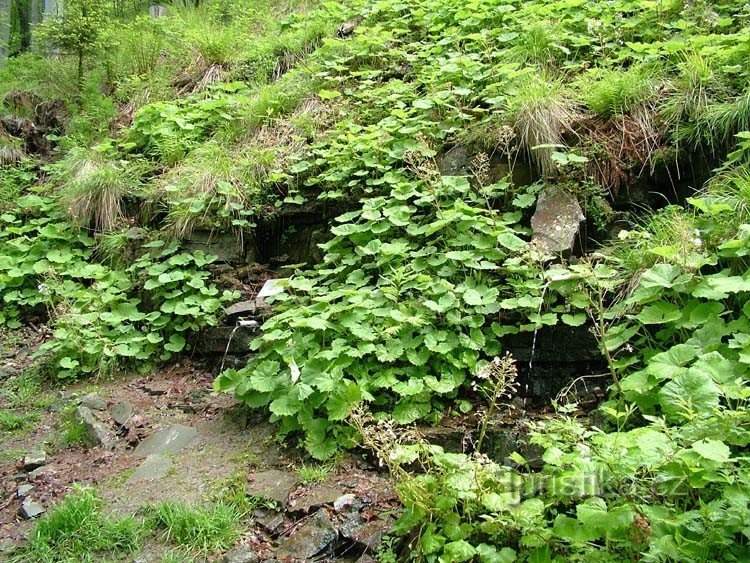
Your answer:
18;498;45;519
75;406;112;448
23;450;46;471
143;381;171;396
80;393;107;411
110;402;134;426
276;509;337;560
16;484;34;498
223;545;260;563
128;454;173;482
290;485;344;513
246;469;298;508
333;493;357;512
133;424;197;457
13;473;27;483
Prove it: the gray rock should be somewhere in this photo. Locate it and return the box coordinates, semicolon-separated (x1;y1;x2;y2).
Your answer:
75;406;112;448
18;498;45;519
246;469;297;508
345;518;392;552
23;450;46;471
276;509;337;560
27;466;52;480
225;301;257;317
254;509;285;535
255;279;285;311
436;145;469;176
16;484;34;498
13;473;27;483
110;402;134;426
80;392;107;411
129;454;173;482
134;424;197;457
223;545;260;563
531;187;585;254
289;485;344;513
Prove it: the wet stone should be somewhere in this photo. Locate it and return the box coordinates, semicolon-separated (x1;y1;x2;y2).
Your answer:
80;392;107;411
18;498;45;519
23;450;46;471
246;469;298;508
134;424;197;457
276;509;337;560
129;454;173;482
346;518;392;552
110;402;134;426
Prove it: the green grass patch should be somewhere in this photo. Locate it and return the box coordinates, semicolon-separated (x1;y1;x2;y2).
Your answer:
296;462;334;485
0;409;41;433
146;501;242;555
11;486;141;562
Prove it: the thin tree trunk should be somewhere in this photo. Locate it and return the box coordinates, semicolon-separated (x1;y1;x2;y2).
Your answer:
0;0;11;65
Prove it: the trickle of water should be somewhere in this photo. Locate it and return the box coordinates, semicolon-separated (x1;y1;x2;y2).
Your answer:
219;319;259;373
527;281;550;393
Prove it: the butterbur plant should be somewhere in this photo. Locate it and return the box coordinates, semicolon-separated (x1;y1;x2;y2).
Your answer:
473;353;518;452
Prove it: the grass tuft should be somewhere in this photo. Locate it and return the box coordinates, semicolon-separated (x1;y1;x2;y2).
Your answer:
12;486;141;562
505;77;577;176
147;501;242;555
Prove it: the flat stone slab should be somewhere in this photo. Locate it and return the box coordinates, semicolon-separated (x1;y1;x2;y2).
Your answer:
134;424;197;457
225;301;257;317
18;498;45;519
246;469;298;508
289;485;344;513
129;454;173;482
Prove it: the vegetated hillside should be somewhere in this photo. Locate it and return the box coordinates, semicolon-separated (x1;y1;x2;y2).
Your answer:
3;0;750;560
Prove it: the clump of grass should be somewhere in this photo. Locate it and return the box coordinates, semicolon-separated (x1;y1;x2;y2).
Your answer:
147;501;242;554
0;409;41;433
56;149;143;233
60;407;89;447
12;486;141;562
582;66;656;118
505;77;577;176
0;374;54;410
296;462;334;485
155;141;252;240
508;22;560;68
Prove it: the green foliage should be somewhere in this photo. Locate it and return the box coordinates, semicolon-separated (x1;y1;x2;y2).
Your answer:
383;138;750;561
12;486;141;562
217;170;557;458
36;0;112;88
146;501;242;555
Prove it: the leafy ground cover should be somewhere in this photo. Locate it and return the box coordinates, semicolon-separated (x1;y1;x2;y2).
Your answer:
2;0;750;561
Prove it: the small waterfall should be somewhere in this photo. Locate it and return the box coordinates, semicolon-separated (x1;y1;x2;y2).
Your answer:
527;281;550;390
219;319;259;373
